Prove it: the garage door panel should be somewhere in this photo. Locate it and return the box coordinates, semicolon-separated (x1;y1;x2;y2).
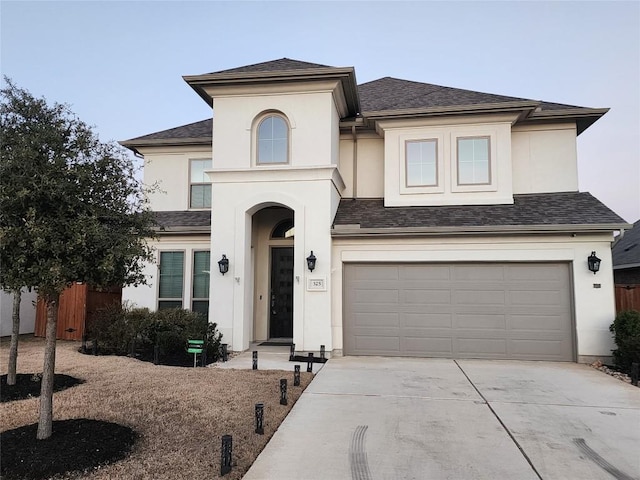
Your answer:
457;338;508;355
510;290;564;306
510;339;566;358
510;314;570;331
403;337;453;355
353;289;398;304
453;265;505;281
351;265;399;281
403;313;452;328
402;289;452;304
344;262;574;361
455;290;506;305
354;335;400;353
401;265;451;280
354;312;399;327
456;314;507;329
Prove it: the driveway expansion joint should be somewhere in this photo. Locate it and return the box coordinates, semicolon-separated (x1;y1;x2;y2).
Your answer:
454;360;544;480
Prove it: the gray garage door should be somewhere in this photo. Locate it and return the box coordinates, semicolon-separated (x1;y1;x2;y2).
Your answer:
343;263;574;361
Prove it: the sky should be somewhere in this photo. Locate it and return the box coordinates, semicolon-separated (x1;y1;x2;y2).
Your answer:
1;1;639;223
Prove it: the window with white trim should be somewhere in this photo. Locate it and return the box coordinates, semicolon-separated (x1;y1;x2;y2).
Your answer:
158;251;184;310
257;115;288;164
190;159;212;208
192;251;210;318
457;136;490;185
406;139;438;187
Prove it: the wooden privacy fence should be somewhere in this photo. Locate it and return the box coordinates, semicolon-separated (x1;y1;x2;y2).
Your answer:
615;285;640;313
35;283;121;340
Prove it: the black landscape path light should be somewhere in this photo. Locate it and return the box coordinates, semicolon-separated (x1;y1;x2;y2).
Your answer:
280;379;288;405
255;403;264;434
294;365;301;386
220;435;232;476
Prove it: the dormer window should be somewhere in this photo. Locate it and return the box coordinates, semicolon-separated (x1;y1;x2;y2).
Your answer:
257;114;289;164
406;139;438;187
457;136;490;185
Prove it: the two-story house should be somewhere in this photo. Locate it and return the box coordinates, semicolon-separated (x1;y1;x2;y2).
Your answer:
121;58;628;363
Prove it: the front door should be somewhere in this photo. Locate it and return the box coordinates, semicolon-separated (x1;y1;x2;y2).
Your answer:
269;247;294;338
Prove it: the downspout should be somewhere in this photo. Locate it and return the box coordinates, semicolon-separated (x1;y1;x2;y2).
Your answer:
351;126;358;198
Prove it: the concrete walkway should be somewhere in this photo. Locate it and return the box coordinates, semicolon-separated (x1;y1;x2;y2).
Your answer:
214;343;326;372
243;357;640;480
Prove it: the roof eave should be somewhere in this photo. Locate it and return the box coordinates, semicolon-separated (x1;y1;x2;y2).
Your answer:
613;262;640;270
156;226;211;235
183;67;360;117
119;137;212;151
362;101;540;120
331;223;630;238
524;108;609;135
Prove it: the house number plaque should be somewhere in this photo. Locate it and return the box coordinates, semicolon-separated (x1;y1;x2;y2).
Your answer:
307;276;327;291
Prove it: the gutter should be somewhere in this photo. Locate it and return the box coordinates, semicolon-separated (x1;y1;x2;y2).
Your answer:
331;223;632;238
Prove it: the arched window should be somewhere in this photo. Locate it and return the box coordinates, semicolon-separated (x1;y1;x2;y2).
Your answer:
257;114;288;164
271;219;294;239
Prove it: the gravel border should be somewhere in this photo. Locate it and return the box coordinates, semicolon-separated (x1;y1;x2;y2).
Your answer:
590;361;635;385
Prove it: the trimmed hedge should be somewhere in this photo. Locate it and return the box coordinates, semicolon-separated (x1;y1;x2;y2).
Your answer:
609;310;640;374
86;303;222;366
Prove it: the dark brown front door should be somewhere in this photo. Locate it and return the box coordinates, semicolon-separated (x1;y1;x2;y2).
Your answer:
269;247;294;338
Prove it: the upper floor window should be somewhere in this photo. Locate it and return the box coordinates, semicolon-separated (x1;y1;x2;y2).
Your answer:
257;115;288;164
457;136;490;185
406;140;438;187
190;159;212;208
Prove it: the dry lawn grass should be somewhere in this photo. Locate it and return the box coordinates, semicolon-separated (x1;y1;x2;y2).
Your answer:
1;335;313;479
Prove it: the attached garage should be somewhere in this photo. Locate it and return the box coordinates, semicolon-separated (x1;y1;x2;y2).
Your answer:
343;262;575;361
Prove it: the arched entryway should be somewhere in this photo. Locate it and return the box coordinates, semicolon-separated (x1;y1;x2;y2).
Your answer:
251;206;294;341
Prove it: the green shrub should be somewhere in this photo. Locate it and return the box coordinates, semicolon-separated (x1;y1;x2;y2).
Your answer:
86;304;222;365
609;310;640;374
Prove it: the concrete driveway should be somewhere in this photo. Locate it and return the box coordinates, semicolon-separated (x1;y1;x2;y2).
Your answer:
243;357;640;480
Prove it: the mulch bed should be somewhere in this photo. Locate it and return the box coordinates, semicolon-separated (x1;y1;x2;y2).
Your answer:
1;418;137;480
1;373;84;402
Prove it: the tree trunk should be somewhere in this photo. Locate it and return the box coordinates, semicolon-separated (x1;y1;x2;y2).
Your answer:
7;289;22;386
37;296;58;440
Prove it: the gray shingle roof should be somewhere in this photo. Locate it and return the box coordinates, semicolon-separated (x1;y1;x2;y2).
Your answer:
333;193;626;231
207;58;332;75
613;220;640;267
154;211;211;231
358;77;534;113
121;119;212;145
122;60;606;146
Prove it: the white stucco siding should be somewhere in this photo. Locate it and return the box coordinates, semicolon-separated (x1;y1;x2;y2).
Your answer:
512;124;578;194
212;91;337;170
121;236;212;312
377;115;516;206
210;175;336;351
141;146;213;211
331;233;617;361
0;288;37;336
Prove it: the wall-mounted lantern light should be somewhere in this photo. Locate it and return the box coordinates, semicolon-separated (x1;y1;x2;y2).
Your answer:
587;251;601;274
306;251;317;272
218;254;229;275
